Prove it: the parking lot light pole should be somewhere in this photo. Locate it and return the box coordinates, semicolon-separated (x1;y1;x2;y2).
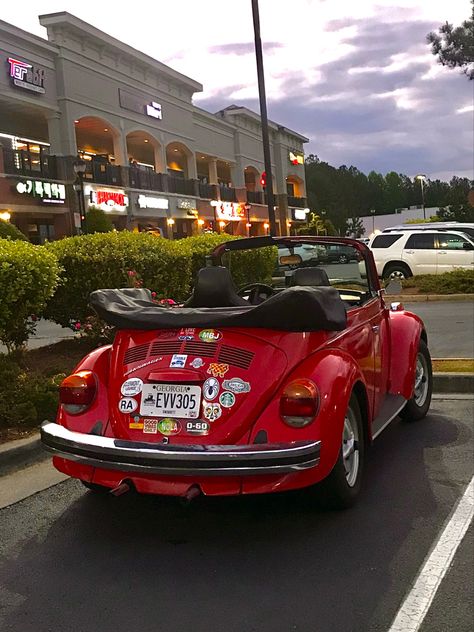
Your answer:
370;208;376;234
251;0;277;236
415;174;427;219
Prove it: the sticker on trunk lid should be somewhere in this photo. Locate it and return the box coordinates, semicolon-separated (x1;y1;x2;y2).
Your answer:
118;397;138;413
219;391;235;408
199;329;222;342
185;420;210;435
207;363;229;378
203;377;219;400
121;378;143;396
203;401;222;422
223;378;251;394
157;418;181;436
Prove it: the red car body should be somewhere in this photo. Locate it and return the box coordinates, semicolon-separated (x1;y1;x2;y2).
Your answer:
41;237;431;504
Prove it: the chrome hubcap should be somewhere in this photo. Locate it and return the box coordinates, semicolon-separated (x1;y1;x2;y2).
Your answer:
414;352;429;406
342;408;359;487
389;269;406;280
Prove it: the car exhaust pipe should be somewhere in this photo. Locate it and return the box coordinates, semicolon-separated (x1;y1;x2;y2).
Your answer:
181;484;201;506
110;481;132;496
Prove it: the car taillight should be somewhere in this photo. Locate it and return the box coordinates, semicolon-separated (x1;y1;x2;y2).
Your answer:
280;379;319;427
59;371;97;415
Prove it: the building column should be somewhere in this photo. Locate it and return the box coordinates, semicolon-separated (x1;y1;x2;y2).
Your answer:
47;111;77;156
113;130;129;166
231;162;245;187
154;143;166;173
187;153;197;180
209;158;218;185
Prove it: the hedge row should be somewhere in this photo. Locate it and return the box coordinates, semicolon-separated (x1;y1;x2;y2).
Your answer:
0;239;60;351
402;269;474;294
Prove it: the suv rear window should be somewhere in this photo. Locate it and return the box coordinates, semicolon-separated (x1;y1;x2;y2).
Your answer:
405;234;436;249
371;234;402;248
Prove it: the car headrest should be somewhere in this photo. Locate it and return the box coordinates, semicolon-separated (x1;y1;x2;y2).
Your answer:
184;266;248;308
289;267;330;287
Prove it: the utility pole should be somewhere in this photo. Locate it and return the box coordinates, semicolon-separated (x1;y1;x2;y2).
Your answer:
251;0;277;236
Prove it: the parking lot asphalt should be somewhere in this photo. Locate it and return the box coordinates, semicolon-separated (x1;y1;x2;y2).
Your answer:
0;397;472;632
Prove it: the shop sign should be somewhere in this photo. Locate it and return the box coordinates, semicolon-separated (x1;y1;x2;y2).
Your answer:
7;57;45;94
291;208;310;221
289;151;304;166
177;198;196;210
211;200;246;222
15;179;65;204
87;187;128;212
137;195;168;210
146;102;162;119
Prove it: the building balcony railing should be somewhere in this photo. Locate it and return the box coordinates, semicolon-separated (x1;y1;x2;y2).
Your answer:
83;161;123;186
219;184;237;202
246;190;264;205
198;182;217;199
129;167;166;192
287;195;307;208
2;148;58;179
167;175;197;196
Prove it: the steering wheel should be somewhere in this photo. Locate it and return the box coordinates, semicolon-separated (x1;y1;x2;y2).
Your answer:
238;282;275;305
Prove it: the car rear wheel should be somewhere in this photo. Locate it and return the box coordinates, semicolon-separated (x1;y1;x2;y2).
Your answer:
399;339;432;421
338;254;349;264
383;263;411;281
317;393;365;509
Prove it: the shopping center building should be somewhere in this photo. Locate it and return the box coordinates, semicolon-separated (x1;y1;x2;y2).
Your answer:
0;12;308;242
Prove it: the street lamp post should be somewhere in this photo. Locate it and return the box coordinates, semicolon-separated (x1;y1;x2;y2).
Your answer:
415;174;427;220
73;158;87;233
251;0;277;236
321;210;327;235
370;208;376;234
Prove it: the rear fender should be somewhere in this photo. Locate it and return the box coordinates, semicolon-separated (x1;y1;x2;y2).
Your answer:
249;349;369;481
388;310;425;398
56;345;111;435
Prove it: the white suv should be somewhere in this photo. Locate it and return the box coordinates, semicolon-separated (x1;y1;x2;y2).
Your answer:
368;230;474;280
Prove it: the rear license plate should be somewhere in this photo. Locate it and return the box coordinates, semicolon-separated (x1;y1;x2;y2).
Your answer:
139;384;201;419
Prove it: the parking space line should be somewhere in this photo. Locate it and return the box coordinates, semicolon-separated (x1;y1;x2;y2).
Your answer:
388;474;474;632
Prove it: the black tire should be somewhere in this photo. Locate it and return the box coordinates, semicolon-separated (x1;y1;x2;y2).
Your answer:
81;480;110;494
338;254;349;264
383;263;411;281
316;393;365;509
399;339;432;421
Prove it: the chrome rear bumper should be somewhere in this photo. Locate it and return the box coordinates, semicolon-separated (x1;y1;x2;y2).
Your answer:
40;422;320;476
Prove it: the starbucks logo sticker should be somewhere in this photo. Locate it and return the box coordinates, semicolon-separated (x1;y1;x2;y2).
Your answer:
219;391;235;408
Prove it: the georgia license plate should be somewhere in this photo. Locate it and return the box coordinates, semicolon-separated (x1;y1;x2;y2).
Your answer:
139;384;201;419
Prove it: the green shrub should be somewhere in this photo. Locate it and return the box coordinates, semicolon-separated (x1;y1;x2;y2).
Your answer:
0;240;60;351
0;220;27;241
0;354;62;432
402;269;474;294
44;232;192;327
83;207;114;233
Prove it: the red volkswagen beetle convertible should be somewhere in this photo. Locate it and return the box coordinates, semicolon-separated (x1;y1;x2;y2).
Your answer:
41;236;433;507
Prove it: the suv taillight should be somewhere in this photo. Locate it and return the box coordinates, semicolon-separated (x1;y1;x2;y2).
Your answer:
280;379;319;427
59;370;97;415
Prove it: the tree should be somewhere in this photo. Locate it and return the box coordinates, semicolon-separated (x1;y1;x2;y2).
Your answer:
296;212;337;236
83;207;114;234
345;217;365;238
427;1;474;80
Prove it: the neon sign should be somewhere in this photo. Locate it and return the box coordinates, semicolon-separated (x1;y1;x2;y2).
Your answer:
211;200;246;222
137;195;168;210
15;179;65;204
88;188;128;212
8;57;45;94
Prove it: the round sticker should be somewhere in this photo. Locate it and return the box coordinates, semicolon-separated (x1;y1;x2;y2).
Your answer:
199;329;222;343
157;418;181;436
121;378;143;397
219;391;236;408
203;377;220;400
118;397;138;413
203;401;222;422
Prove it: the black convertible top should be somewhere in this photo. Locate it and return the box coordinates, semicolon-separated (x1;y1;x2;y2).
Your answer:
90;286;347;332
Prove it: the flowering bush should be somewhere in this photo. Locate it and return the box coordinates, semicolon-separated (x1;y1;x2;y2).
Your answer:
0;240;60;351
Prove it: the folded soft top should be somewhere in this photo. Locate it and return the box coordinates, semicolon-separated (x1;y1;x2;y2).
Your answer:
89;286;347;332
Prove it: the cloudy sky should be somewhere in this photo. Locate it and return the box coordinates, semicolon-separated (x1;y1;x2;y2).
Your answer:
2;0;473;180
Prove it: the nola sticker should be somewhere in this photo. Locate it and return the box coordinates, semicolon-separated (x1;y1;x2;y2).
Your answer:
203;377;219;400
222;378;251;394
178;327;195;341
118;397;138;413
121;377;143;397
207;362;229;378
143;418;158;434
203;401;222;422
190;357;205;369
170;354;188;368
219;391;236;408
157;418;181;436
185;420;210;435
199;329;222;343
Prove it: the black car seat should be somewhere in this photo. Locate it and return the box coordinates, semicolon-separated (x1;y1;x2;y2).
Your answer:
289;267;331;287
184;266;249;308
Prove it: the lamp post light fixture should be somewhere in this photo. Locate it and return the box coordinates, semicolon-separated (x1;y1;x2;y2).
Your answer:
370;208;376;234
415;174;427;220
320;209;327;235
73;158;87;233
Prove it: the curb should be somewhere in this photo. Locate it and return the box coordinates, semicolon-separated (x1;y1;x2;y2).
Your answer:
388;294;474;302
1;371;473;476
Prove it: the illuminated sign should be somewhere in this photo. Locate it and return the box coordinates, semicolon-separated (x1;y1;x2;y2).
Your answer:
146;102;162;119
291;207;310;221
8;57;45;94
15;179;65;204
177;198;197;210
289;151;304;166
211;200;246;222
137;195;168;210
87;187;128;212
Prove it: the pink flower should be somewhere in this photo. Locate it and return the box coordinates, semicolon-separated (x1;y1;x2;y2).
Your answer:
74;322;82;330
151;292;157;298
127;270;136;277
